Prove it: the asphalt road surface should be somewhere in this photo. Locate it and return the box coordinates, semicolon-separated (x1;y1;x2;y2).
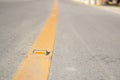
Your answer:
0;0;53;80
0;0;120;80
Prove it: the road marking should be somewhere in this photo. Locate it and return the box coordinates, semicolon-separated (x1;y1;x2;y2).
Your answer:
33;50;49;55
12;0;58;80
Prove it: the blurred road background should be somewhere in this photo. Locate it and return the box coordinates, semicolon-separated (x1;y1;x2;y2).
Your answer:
0;0;120;80
0;0;53;80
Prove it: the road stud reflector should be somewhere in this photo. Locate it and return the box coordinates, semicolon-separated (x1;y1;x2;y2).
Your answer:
33;50;49;55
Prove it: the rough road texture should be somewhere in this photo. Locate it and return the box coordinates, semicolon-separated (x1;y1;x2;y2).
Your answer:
49;0;120;80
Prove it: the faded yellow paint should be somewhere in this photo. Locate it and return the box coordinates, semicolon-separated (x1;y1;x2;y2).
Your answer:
12;0;58;80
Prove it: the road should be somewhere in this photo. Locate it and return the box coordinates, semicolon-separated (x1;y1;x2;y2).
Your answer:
0;0;53;80
0;0;120;80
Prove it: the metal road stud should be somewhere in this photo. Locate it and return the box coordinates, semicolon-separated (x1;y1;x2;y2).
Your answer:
33;49;49;55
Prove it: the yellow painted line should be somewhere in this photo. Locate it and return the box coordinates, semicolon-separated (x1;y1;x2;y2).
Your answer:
12;0;58;80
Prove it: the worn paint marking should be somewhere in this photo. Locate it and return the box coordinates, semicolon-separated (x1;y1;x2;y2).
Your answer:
12;0;58;80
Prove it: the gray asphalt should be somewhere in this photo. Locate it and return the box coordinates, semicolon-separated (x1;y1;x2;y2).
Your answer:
0;0;120;80
0;0;53;80
49;0;120;80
